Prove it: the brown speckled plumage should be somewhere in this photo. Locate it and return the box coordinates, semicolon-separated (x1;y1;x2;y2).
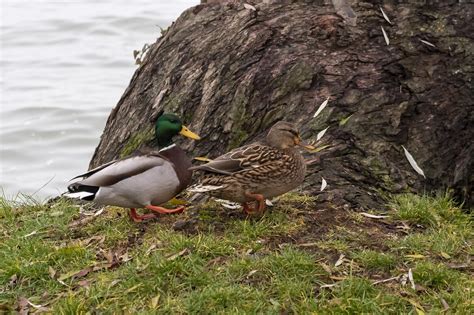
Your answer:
190;121;307;207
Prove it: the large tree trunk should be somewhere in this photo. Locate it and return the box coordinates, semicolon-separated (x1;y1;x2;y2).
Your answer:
90;0;473;209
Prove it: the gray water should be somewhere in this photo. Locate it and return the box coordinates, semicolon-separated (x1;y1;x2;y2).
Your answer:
0;0;199;200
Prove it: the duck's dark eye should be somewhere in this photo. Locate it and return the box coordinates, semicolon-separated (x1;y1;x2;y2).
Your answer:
283;129;298;136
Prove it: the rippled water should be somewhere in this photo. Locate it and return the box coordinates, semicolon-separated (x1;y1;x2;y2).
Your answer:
0;0;198;200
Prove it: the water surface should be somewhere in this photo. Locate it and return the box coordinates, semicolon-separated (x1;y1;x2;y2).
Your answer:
0;0;199;199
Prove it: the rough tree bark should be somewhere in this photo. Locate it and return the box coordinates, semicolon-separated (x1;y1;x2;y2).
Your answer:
90;0;473;210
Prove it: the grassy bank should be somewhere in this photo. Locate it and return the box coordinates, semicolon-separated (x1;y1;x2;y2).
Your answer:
0;193;472;313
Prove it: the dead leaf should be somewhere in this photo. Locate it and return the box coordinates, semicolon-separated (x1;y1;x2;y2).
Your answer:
48;266;57;279
246;270;258;278
77;280;91;288
151;294;160;308
381;26;390;45
372;275;400;285
405;254;425;259
167;248;190;261
408;268;416;290
440;252;451;259
420;39;436;47
146;244;157;256
379;6;392;24
334;254;345;267
316;127;329;141
407;298;425;315
339;114;352;126
320;262;333;274
440;297;450;311
313;97;329;118
320;283;338;289
9;274;18;287
58;267;92;281
69;215;97;228
23;230;37;238
402;145;426;178
320;178;328;192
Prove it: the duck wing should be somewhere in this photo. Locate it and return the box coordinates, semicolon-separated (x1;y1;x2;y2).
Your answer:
69;159;118;180
72;154;167;187
190;143;280;175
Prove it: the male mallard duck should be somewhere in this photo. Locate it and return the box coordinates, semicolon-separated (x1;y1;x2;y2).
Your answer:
189;121;313;213
66;113;200;222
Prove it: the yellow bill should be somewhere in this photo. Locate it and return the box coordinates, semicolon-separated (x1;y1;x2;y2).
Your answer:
296;137;316;150
179;125;201;140
194;156;213;162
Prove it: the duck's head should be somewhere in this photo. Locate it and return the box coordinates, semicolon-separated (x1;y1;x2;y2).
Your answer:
155;113;200;147
266;121;314;150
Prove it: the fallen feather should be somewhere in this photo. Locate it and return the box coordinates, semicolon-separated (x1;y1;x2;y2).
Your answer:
316;127;329;141
402;146;426;178
320;178;328;192
243;3;256;11
313;97;329;118
381;26;390;45
334;254;345;267
420;39;436;47
265;199;274;207
360;212;389;219
379;7;392;24
320;283;338;289
408;268;416;290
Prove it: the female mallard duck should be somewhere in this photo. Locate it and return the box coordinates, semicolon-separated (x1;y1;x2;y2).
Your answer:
66;113;200;222
190;121;313;214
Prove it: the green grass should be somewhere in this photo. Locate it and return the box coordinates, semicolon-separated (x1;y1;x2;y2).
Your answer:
0;193;472;313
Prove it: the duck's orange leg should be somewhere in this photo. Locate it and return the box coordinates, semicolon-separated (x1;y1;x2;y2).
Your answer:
129;208;158;223
244;192;266;213
145;205;185;214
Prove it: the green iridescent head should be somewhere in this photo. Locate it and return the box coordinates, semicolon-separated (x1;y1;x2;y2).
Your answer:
155;113;200;148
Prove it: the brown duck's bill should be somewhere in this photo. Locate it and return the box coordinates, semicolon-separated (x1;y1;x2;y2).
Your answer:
179;126;201;140
298;142;316;150
296;137;316;150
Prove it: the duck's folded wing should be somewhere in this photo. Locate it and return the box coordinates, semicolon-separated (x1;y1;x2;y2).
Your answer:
190;143;279;175
76;155;166;187
70;159;118;180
